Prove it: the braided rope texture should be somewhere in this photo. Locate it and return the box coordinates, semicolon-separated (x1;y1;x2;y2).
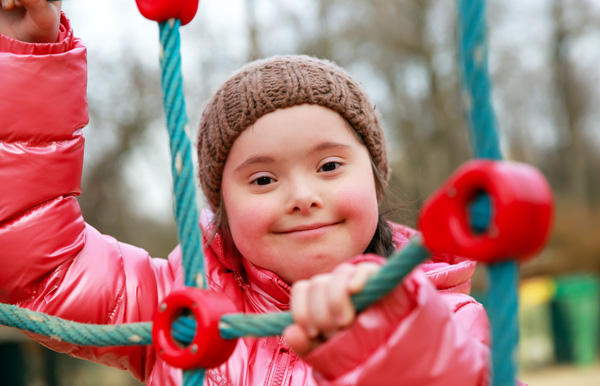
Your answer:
458;1;519;385
158;19;207;384
158;19;204;290
0;303;152;346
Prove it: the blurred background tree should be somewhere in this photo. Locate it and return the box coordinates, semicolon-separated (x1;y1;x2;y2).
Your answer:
74;0;599;276
3;0;598;384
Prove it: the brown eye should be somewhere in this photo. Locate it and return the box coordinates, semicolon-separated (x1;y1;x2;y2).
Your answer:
319;162;340;172
255;176;274;185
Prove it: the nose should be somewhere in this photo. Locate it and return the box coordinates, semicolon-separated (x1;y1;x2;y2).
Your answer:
287;176;322;214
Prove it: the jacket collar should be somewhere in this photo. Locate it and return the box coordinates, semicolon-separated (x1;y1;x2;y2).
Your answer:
200;209;291;311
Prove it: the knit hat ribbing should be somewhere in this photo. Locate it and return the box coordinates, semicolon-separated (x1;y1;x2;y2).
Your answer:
197;55;389;212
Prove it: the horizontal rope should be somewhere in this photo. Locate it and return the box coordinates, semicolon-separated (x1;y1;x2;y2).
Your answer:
0;304;153;346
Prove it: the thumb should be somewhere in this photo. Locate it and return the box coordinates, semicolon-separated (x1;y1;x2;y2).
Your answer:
283;324;320;356
25;0;62;43
23;0;62;20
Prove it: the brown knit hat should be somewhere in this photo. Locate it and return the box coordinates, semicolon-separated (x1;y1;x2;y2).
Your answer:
197;55;389;212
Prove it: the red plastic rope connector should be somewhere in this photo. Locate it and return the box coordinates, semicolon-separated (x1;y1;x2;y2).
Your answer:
135;0;200;25
418;159;554;263
152;289;237;370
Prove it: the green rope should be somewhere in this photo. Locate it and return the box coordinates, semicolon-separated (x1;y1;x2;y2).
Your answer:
158;18;205;290
0;304;152;346
457;1;519;385
157;18;206;385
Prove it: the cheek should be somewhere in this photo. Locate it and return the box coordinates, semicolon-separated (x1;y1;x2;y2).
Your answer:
224;196;275;249
334;181;379;242
335;177;379;219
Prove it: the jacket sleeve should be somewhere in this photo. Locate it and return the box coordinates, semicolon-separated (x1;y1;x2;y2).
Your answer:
0;14;181;382
303;268;490;386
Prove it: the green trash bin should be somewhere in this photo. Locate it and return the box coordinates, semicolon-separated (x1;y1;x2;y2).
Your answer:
551;273;600;366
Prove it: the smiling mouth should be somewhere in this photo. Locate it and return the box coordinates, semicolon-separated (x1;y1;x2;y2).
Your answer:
275;221;342;234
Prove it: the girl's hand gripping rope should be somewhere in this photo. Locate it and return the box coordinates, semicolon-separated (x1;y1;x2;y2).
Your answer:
283;261;381;355
0;0;61;43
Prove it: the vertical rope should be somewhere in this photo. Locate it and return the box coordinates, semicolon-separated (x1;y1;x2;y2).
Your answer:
158;19;205;290
158;18;206;385
457;1;519;385
485;261;520;386
183;368;206;386
457;0;502;160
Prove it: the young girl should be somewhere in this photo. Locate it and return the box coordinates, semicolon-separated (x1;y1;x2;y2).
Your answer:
0;1;491;385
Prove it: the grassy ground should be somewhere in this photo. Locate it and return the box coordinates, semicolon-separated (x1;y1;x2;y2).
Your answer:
520;362;600;386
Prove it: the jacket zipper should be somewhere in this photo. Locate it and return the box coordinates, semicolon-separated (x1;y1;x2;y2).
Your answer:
267;345;292;386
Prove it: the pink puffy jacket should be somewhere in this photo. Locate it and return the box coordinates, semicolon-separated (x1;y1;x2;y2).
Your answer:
0;14;491;386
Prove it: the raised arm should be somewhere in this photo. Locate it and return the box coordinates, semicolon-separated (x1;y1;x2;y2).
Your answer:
0;1;87;304
0;6;181;382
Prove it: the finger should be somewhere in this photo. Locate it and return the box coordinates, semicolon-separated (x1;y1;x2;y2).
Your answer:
307;274;337;334
12;0;61;15
1;0;16;10
13;0;52;7
327;264;356;327
290;280;318;339
5;0;41;8
282;324;319;356
347;262;381;293
25;0;61;12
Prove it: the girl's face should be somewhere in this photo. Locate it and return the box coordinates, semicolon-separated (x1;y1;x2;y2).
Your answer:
221;104;379;284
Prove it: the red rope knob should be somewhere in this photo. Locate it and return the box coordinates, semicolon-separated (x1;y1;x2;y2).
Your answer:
135;0;199;25
152;288;237;369
418;160;554;263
